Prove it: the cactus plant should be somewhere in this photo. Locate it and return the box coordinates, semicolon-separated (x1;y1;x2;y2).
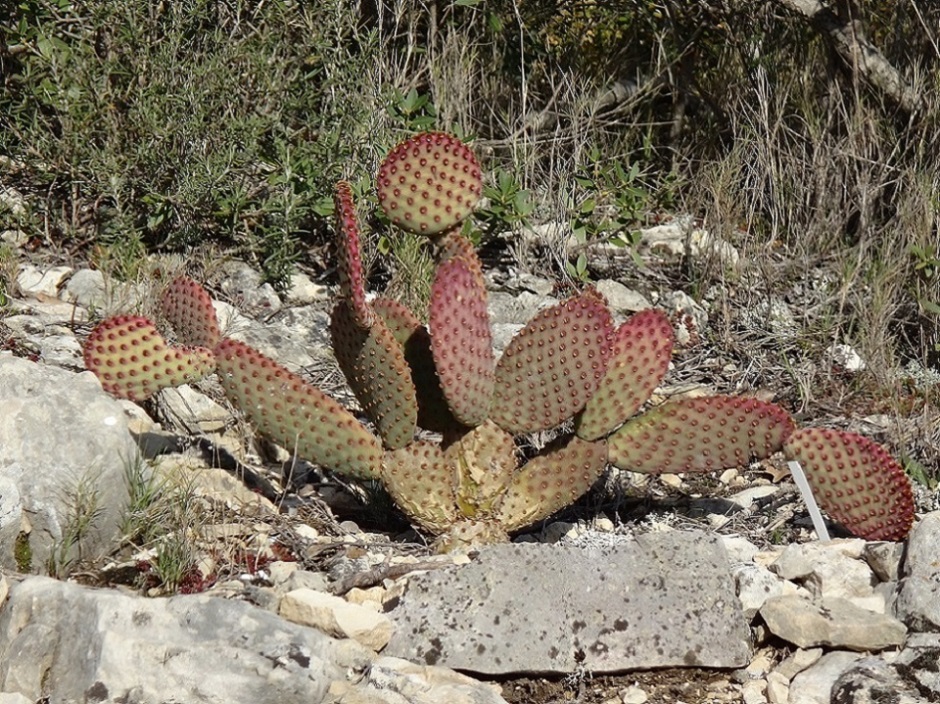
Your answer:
81;131;916;548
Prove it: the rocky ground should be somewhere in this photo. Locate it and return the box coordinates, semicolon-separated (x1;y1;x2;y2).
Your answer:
1;219;940;703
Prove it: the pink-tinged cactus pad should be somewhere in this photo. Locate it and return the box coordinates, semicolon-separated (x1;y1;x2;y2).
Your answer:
577;309;675;441
83;315;215;401
784;428;915;541
331;301;418;450
428;254;495;427
334;180;374;328
445;420;518;517
490;292;614;435
436;230;484;284
214;338;382;479
383;442;458;534
159;276;221;349
496;437;609;532
377;132;483;236
372;297;458;433
609;395;795;474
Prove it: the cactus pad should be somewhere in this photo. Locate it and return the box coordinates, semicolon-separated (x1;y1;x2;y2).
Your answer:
83;315;215;401
377;132;482;236
428;254;495;426
496;437;609;532
334;180;374;328
577;309;675;441
609;395;795;474
372;296;458;433
214;338;382;479
784;428;915;541
383;442;458;534
490;292;614;434
330;301;418;449
160;276;221;349
445;420;518;517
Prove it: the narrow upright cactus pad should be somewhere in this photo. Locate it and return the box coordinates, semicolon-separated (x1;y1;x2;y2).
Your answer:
334;180;374;328
83;315;215;401
331;301;418;449
428;254;495;427
445;420;518;518
160;276;221;349
377;132;483;236
372;297;457;433
784;428;915;541
577;309;675;441
609;395;795;474
383;442;458;534
436;230;484;284
215;338;382;479
496;437;608;532
490;292;614;435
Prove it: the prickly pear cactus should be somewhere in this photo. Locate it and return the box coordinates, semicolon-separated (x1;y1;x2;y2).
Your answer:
80;130;916;549
784;428;915;541
377;132;482;236
83;315;215;401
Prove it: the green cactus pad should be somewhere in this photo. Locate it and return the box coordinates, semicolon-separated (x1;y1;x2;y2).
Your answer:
783;428;915;541
83;315;215;402
433;519;510;553
334;180;374;328
577;309;675;441
445;420;518;518
330;300;418;449
383;442;458;534
215;338;381;479
159;276;221;349
372;297;458;433
608;395;795;474
496;437;609;532
377;132;483;236
428;254;495;427
490;292;614;435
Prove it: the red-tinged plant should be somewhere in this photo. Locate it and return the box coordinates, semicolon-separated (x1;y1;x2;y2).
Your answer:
82;132;915;549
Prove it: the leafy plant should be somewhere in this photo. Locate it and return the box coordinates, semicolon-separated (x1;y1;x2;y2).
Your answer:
81;132;917;550
475;167;535;242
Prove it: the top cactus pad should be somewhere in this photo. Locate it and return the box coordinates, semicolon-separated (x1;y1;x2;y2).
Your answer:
377;132;483;236
784;428;915;541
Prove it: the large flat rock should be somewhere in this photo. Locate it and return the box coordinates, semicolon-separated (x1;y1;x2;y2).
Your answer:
384;532;750;675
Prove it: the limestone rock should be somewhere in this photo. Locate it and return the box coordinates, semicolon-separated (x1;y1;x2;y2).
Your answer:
384;534;751;675
760;595;906;651
0;356;135;573
0;576;369;704
895;510;940;631
594;280;652;315
831;656;928;704
788;651;863;704
280;588;394;651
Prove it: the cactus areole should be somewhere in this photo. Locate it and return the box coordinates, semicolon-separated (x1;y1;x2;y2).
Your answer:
81;131;916;549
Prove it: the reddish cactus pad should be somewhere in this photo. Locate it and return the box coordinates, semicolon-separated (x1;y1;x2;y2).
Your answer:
497;437;609;532
428;254;495;427
609;395;795;474
214;338;382;479
490;292;614;435
784;428;915;541
577;309;675;441
377;132;482;236
330;301;418;450
83;315;215;401
334;181;374;328
160;276;221;349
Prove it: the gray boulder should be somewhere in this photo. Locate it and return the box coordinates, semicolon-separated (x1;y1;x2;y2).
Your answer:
0;355;136;573
384;532;751;675
0;575;367;704
895;510;940;631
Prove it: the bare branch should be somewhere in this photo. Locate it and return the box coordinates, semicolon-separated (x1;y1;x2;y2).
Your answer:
773;0;920;113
